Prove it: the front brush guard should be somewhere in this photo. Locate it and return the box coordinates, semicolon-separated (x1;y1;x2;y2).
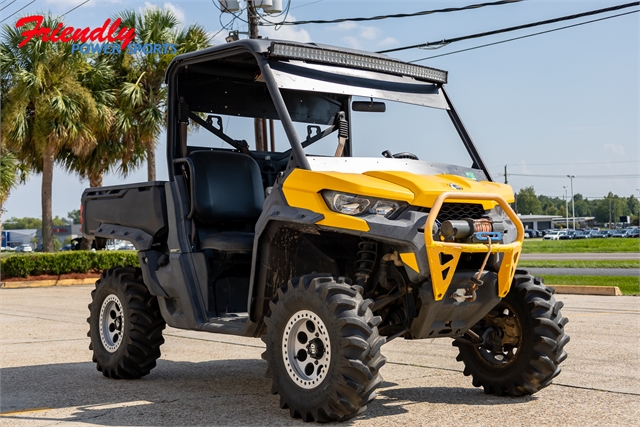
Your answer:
424;192;525;301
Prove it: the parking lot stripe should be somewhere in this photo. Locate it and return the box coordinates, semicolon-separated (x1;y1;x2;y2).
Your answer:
0;408;51;416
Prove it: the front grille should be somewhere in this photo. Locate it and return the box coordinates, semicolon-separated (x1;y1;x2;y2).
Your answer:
418;203;486;221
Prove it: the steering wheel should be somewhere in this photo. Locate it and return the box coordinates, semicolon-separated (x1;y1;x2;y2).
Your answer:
382;150;419;160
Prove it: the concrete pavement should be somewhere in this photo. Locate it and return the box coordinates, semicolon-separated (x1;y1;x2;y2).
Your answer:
521;252;640;260
527;267;639;276
1;286;638;426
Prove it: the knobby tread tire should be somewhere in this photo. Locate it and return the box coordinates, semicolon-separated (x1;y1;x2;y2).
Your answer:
87;267;166;379
261;273;386;422
453;271;569;396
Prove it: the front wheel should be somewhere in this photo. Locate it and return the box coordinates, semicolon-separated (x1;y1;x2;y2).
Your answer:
453;271;569;396
87;267;166;379
262;274;386;422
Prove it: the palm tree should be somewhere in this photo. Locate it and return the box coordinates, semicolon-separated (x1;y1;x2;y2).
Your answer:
1;15;98;252
116;7;210;181
59;56;146;189
0;147;28;232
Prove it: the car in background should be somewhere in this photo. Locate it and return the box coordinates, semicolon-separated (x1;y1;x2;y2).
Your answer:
627;228;640;238
524;229;537;238
559;230;576;240
573;230;590;239
59;244;75;251
543;230;567;240
610;229;628;238
15;244;33;253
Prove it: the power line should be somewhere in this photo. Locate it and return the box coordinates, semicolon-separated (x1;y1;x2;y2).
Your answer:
377;1;640;54
260;0;522;27
0;0;36;24
290;0;323;10
489;160;640;168
0;0;17;12
60;0;91;17
410;10;639;62
501;173;640;179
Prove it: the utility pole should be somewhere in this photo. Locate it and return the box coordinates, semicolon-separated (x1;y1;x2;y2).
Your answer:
247;0;267;151
563;186;569;229
567;175;575;230
504;165;508;184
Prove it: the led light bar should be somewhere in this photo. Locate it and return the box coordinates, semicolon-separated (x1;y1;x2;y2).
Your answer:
269;42;448;84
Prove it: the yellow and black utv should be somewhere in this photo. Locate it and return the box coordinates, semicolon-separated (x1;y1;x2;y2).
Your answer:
83;40;569;422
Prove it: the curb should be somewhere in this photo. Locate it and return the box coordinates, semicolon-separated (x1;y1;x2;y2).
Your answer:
0;278;98;289
551;285;623;296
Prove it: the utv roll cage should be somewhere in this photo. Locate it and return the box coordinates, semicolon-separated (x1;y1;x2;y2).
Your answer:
164;39;492;180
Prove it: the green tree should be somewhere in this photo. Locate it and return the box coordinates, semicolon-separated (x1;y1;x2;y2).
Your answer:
627;195;639;221
2;217;42;230
67;209;81;225
116;8;210;181
572;194;591;218
516;186;542;215
0;147;28;231
52;216;68;226
1;15;98;252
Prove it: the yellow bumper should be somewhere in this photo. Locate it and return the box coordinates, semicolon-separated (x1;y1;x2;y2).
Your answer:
424;192;524;301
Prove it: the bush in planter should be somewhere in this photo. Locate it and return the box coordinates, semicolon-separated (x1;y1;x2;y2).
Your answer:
0;251;140;278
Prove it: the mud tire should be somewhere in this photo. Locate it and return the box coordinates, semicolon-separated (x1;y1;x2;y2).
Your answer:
88;267;166;379
453;271;569;396
262;274;386;422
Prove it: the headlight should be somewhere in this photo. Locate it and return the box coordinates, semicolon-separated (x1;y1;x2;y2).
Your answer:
322;191;405;218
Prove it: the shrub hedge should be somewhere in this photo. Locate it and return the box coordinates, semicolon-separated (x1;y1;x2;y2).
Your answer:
0;251;140;278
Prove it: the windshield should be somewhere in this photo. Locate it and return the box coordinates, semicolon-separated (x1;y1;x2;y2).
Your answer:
179;53;486;177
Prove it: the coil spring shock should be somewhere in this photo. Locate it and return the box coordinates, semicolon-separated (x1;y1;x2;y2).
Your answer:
355;240;377;287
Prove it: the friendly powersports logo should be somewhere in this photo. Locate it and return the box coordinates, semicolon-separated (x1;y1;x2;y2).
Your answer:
16;15;177;54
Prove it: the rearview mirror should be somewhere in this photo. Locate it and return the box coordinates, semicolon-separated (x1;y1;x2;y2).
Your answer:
352;101;386;112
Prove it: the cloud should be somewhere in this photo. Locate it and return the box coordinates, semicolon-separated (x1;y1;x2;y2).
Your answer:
378;36;398;48
259;14;311;43
139;2;186;24
162;2;185;23
358;26;379;41
335;21;358;31
332;22;387;50
342;36;362;50
603;143;625;156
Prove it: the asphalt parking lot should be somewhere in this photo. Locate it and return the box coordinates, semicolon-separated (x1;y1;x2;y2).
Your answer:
1;285;638;426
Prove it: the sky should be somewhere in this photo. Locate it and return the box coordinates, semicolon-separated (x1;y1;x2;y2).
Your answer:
1;0;638;220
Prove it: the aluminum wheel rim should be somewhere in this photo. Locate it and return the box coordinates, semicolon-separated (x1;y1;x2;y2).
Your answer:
477;305;521;367
282;310;331;390
99;294;124;353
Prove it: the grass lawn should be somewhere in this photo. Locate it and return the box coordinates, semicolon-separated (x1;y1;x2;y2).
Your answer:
522;238;640;253
542;275;639;296
518;260;639;269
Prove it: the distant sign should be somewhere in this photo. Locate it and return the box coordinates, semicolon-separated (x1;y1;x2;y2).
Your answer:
619;216;631;224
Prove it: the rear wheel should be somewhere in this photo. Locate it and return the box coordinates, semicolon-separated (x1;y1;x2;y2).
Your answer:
453;271;569;396
88;267;166;379
262;274;386;422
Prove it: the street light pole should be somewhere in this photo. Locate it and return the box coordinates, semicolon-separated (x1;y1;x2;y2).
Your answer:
563;186;569;229
567;175;575;230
